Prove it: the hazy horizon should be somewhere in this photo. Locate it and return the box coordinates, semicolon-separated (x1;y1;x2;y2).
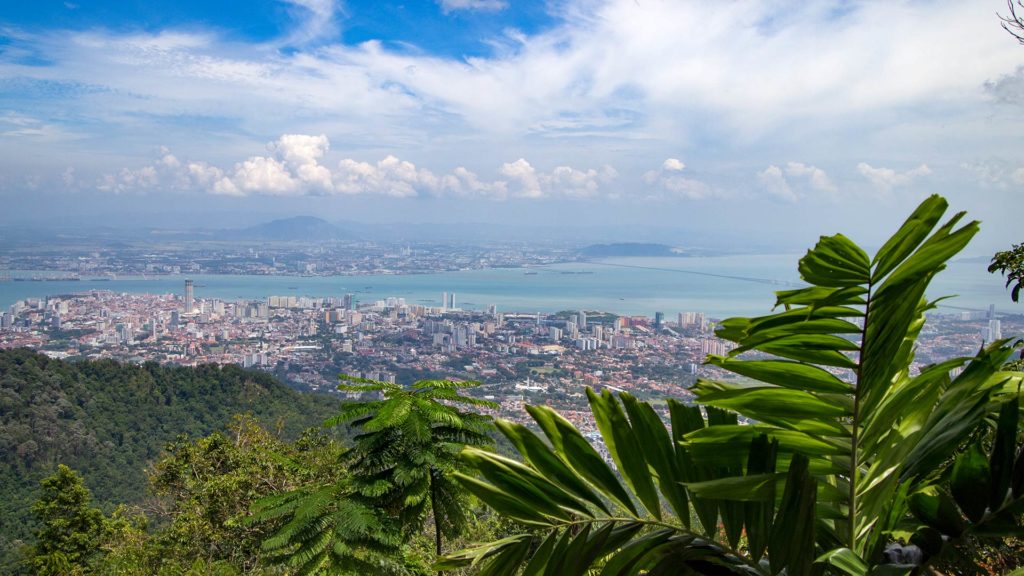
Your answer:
2;1;1023;254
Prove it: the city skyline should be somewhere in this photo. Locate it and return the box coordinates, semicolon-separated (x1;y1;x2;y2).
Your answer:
1;1;1023;252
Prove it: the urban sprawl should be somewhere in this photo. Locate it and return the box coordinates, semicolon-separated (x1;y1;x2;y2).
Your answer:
2;279;1019;431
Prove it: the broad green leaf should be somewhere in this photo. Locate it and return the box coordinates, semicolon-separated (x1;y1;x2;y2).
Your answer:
769;453;817;576
453;473;557;527
588;389;662;519
597;529;676;576
685;473;783;501
685;425;845;460
496;419;611;515
745;435;777;563
527;405;638;515
774;286;868;308
461;450;589;520
751;335;859;368
620;394;691;522
704;407;745;549
908;487;964;537
990;398;1019;511
817;547;869;576
693;384;849;420
871;194;948;281
875;213;976;299
520;531;558;576
798;234;871;287
950;444;990;523
706;356;853;394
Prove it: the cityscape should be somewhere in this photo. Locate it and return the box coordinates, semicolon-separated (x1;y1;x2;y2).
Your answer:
2;276;1018;430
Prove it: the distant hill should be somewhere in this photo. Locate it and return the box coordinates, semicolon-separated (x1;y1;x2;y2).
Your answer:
579;243;681;257
0;349;340;567
225;216;352;242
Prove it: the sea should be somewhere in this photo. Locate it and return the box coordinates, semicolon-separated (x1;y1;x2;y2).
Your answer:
2;255;1021;319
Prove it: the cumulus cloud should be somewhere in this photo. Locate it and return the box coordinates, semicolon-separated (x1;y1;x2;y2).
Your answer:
497;158;617;199
500;159;542;198
643;158;713;200
440;166;509;199
212;134;334;196
97;147;191;193
333;155;442;198
758;165;794;202
785;162;836;194
857;163;931;192
98;134;615;200
757;162;836;202
437;0;508;13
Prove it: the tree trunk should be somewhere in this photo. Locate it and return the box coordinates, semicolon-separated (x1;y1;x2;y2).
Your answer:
431;469;443;576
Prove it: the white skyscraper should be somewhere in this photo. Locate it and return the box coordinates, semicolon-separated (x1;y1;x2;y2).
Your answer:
987;318;1003;341
184;279;194;314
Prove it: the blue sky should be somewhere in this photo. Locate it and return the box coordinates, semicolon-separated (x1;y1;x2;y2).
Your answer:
1;0;1024;255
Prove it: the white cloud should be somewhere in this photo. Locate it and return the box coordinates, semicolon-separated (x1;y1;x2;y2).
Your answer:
98;135;617;200
215;134;335;196
959;160;1024;189
438;0;508;13
758;165;795;202
857;162;931;192
785;162;836;194
499;158;542;198
662;158;685;172
96;148;191;193
544;165;618;198
757;162;835;202
334;155;440;198
282;0;342;45
643;158;712;200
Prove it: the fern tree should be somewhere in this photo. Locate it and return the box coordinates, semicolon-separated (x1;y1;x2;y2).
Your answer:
254;377;496;575
441;195;1024;575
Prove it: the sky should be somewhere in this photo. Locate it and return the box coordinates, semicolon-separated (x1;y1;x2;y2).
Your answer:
1;0;1024;253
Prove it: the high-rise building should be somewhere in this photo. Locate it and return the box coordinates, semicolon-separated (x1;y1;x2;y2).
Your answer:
441;292;449;311
654;312;664;330
987;319;1003;341
578;310;587;330
448;292;455;310
184;279;194;314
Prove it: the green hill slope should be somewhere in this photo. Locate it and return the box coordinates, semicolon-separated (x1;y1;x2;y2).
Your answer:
0;348;339;565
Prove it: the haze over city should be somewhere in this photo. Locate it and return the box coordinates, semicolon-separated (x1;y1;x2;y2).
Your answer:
0;0;1022;252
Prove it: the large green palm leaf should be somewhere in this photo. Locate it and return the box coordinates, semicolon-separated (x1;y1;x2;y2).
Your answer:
443;195;1023;575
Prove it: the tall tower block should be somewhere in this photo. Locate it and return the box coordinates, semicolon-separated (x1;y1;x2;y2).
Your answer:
185;279;195;314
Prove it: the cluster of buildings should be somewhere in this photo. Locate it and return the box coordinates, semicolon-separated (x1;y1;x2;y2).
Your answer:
0;241;577;278
1;280;1020;431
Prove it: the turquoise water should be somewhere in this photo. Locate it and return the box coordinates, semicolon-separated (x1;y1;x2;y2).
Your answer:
2;256;1020;318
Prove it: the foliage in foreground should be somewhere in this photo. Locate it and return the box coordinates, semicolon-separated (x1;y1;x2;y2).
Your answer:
443;195;1024;575
251;377;497;575
990;242;1024;304
0;349;339;570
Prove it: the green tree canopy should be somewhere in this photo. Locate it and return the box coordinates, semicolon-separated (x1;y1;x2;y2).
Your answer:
30;465;106;576
990;242;1024;303
254;377;496;575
